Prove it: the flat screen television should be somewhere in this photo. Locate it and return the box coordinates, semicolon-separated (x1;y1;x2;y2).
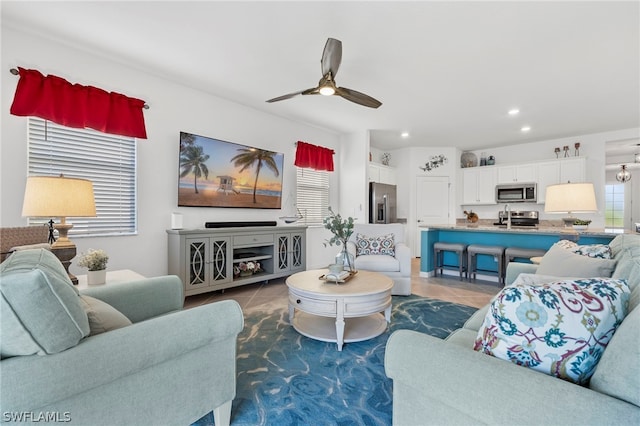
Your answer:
178;131;284;209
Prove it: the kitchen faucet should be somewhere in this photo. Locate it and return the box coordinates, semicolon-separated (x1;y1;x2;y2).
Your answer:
504;204;511;230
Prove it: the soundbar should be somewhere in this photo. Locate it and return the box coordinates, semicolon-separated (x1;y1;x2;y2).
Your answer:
205;221;277;228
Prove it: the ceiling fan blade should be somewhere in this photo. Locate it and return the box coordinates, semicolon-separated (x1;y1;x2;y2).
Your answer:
335;87;382;109
321;38;342;78
266;88;316;103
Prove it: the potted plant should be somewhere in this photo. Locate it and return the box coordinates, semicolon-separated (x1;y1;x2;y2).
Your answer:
234;261;261;278
77;248;109;285
323;207;356;272
572;219;592;231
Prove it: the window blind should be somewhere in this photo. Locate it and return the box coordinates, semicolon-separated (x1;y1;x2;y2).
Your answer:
296;168;329;225
28;118;137;236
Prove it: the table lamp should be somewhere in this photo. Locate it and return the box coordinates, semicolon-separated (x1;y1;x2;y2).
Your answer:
22;174;96;284
544;182;597;230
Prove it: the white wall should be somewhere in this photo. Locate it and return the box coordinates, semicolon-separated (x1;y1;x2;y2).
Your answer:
1;26;341;277
390;146;458;254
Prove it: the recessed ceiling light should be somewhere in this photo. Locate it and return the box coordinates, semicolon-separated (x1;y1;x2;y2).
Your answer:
508;109;520;116
521;126;531;132
401;132;410;138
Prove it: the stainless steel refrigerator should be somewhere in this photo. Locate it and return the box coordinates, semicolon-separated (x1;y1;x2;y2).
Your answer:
369;182;397;223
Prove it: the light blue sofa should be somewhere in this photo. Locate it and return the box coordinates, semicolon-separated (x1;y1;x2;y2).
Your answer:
385;234;640;425
0;249;244;425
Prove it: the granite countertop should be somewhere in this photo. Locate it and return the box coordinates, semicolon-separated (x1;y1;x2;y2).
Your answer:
418;224;630;237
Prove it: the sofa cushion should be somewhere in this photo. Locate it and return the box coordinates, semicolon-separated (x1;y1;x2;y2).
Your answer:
536;245;617;278
354;254;400;272
0;249;90;358
589;306;640;406
80;295;132;335
474;277;630;384
355;233;395;256
554;239;612;259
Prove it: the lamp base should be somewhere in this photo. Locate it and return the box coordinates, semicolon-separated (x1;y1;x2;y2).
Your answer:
562;217;576;227
51;245;78;285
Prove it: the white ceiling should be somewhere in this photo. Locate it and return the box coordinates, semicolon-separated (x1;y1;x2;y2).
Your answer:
2;1;639;152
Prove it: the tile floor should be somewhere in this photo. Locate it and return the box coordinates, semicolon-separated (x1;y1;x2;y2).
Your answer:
183;259;502;311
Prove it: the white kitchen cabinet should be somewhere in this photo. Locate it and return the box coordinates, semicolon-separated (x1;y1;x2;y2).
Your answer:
536;157;586;203
462;167;497;205
369;163;397;185
559;157;586;184
497;164;537;184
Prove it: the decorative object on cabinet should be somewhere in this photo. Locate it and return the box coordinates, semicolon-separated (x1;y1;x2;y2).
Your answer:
167;226;306;296
554;147;561;158
419;155;448;172
616;164;632;183
563;145;569;157
460;152;478;168
574;142;581;156
178;131;284;209
381;152;391;166
486;155;495;165
479;152;487;166
323;207;356;272
544;182;597;229
21;174;97;285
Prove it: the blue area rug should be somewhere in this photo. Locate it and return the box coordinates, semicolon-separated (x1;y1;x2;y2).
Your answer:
193;295;477;426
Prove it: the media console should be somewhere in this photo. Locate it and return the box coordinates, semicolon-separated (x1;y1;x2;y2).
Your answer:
167;225;306;297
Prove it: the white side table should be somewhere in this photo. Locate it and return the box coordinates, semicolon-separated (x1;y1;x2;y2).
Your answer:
76;269;145;289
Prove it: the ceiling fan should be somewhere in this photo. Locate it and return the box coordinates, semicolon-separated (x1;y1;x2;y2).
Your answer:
266;38;382;109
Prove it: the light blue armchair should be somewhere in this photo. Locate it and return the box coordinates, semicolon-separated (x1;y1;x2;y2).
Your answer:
0;249;244;426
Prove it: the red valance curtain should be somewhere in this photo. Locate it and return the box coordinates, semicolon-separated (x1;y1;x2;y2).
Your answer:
294;141;335;171
10;67;147;139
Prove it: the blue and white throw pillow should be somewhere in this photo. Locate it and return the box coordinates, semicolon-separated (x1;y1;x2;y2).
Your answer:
355;233;395;256
554;239;612;259
474;277;629;384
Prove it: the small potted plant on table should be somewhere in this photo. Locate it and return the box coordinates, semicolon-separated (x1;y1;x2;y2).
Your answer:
572;219;592;231
78;248;109;285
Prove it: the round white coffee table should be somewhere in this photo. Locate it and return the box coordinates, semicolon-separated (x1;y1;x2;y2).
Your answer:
286;269;393;351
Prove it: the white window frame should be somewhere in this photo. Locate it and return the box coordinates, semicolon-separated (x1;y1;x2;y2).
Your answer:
296;168;329;225
27;118;137;237
604;183;625;230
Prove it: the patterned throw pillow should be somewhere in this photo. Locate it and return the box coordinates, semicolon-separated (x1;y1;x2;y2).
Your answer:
355;233;395;256
474;277;629;384
554;239;612;259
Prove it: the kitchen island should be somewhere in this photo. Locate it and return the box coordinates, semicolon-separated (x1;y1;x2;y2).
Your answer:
420;225;620;281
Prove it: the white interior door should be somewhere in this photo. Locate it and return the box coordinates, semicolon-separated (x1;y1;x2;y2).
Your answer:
415;176;450;257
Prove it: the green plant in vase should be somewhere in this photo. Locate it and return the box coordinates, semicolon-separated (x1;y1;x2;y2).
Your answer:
323;207;356;271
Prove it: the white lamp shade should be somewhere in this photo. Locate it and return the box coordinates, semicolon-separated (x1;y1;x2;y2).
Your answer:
22;175;96;218
544;182;597;213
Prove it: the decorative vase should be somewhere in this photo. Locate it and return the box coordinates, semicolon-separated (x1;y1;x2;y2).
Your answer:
335;247;355;272
240;270;253;277
87;269;107;285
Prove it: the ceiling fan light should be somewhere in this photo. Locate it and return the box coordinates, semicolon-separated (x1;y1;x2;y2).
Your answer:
319;86;335;96
616;164;632;183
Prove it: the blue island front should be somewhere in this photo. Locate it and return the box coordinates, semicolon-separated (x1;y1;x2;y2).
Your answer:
420;226;618;279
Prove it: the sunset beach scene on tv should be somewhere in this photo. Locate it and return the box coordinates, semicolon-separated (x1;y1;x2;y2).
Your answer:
178;132;284;209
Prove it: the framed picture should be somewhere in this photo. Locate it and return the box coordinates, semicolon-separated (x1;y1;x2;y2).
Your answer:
178;131;284;209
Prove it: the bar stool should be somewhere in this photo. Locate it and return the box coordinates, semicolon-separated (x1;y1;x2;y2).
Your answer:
467;244;505;285
504;246;547;279
505;247;547;267
433;242;467;281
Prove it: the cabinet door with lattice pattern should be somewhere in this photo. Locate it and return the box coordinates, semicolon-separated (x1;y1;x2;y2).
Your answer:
185;236;232;289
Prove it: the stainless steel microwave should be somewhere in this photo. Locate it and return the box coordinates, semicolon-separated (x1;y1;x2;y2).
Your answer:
495;183;537;203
